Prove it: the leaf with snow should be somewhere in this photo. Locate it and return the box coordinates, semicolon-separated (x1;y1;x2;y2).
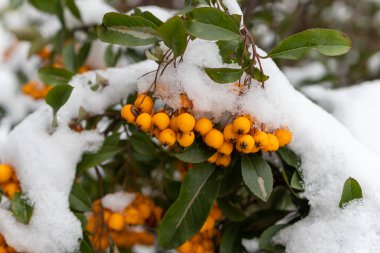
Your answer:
339;177;363;208
11;192;33;225
241;154;273;202
267;29;351;60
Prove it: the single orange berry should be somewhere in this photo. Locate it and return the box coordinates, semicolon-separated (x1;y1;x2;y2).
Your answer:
170;116;179;131
107;213;124;231
194;118;213;136
215;154;231;167
236;135;255;153
232;116;251;135
253;131;269;149
134;94;154;113
263;134;279;152
177;113;196;133
207;152;218;163
223;124;238;143
158;129;176;146
152;112;170;130
121;104;137;123
3;183;20;199
0;164;12;184
135;113;152;132
177;131;195;147
200;216;215;232
204;129;224;149
217;142;233;155
274;129;292;147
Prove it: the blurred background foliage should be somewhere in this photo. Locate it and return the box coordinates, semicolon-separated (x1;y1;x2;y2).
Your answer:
106;0;380;88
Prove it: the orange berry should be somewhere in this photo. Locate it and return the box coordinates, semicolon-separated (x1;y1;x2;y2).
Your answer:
121;104;137;123
177;113;196;133
275;129;292;147
223;124;238;143
103;209;111;222
170;116;179;131
253;131;269;149
177;131;195;148
232;116;251;135
134;94;154;113
251;145;260;153
135;113;152;132
6;246;16;253
137;203;152;220
152;112;170;130
263;134;279;152
107;213;124;231
178;241;192;253
0;246;6;253
210;206;222;220
236;135;255;153
200;216;215;232
0;164;12;184
194;118;213;136
207;152;218;163
204;129;224;149
3;183;20;199
215;154;231;167
124;207;143;225
217;142;233;155
158;129;176;146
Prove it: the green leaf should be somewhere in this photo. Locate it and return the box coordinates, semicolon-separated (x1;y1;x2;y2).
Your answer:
38;67;75;86
29;0;59;14
158;163;222;249
339;177;363;208
251;67;269;82
69;183;91;212
78;238;93;253
220;224;243;253
217;40;240;63
290;171;304;191
185;7;240;41
11;192;33;225
9;27;41;41
205;67;244;84
45;84;74;115
268;28;351;60
277;147;301;169
65;0;82;21
218;197;246;222
77;134;124;174
259;224;288;250
97;12;159;47
76;42;92;69
174;140;214;163
104;45;122;67
241;154;273;202
134;10;163;26
157;16;187;57
63;43;76;72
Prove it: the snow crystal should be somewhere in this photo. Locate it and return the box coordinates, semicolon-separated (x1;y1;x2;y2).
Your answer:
101;191;136;213
303;81;380;157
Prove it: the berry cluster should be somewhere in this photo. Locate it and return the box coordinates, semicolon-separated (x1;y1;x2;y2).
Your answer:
0;164;21;199
87;193;163;251
21;81;52;100
177;204;223;253
0;234;16;253
121;94;292;168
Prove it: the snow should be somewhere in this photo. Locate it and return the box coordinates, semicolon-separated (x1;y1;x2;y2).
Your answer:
303;81;380;156
101;191;136;213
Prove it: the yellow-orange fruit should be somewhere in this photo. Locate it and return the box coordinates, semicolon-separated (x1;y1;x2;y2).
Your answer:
177;241;192;253
200;216;215;232
263;134;279;152
0;164;12;183
194;118;213;136
107;213;124;231
0;246;6;253
177;113;196;133
215;154;231;167
253;131;269;148
121;104;137;123
274;129;292;147
207;152;218;163
124;207;143;225
152;112;170;130
177;131;195;147
158;129;176;146
251;145;260;153
135;113;152;132
232;116;251;135
134;94;154;113
223;124;238;143
3;183;20;199
170;116;179;131
217;142;233;155
236;135;255;154
204;129;224;149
